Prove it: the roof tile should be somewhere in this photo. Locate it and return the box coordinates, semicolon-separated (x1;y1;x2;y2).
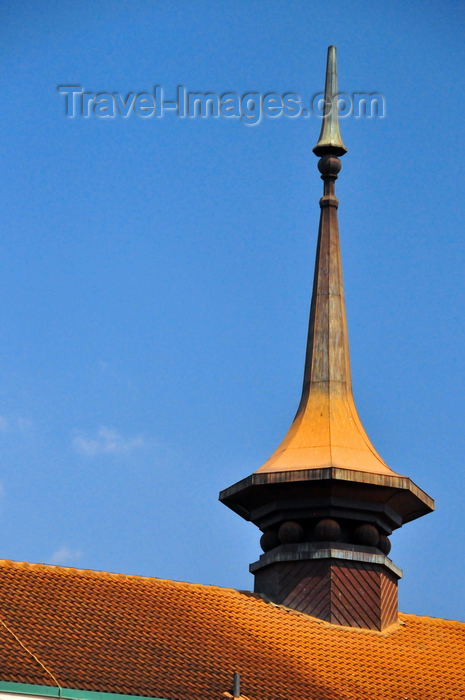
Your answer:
0;560;463;700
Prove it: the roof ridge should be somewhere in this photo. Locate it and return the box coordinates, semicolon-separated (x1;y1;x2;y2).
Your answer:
0;559;246;595
0;560;463;627
399;611;465;626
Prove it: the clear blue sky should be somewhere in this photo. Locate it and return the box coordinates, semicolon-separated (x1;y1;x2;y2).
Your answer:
0;0;464;621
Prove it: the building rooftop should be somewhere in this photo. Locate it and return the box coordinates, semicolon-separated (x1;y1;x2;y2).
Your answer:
0;559;463;700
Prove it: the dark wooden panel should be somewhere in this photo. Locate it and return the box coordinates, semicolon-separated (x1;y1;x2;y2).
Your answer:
278;561;310;599
380;570;398;628
332;574;377;628
354;564;382;600
282;561;330;616
285;572;324;609
331;564;381;630
254;558;398;631
295;564;332;619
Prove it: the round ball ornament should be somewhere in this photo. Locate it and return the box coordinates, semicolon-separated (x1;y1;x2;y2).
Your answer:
278;521;304;544
354;523;379;547
260;530;279;553
317;154;342;177
377;534;391;555
315;518;341;542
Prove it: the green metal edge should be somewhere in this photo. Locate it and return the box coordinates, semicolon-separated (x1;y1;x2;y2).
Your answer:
0;681;168;700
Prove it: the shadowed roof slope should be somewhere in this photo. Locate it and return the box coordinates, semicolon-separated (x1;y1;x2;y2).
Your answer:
0;560;463;700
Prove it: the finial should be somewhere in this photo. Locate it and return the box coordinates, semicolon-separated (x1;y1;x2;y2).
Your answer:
313;45;347;157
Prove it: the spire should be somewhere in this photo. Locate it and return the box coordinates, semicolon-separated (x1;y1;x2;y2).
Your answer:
255;46;392;477
219;46;434;632
313;45;347;157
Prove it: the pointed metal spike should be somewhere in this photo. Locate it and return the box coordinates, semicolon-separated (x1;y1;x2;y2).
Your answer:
313;45;347;157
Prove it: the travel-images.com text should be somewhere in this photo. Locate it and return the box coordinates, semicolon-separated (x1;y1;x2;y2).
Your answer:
58;86;385;124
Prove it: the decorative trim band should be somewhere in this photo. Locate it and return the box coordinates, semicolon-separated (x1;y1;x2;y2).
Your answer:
250;545;403;578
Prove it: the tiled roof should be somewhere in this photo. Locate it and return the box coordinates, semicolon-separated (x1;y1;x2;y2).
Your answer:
0;560;463;700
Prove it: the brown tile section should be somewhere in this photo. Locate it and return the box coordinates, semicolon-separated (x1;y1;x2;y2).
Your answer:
0;622;52;686
0;560;463;700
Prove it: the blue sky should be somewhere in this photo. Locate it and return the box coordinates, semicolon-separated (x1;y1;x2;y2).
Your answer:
0;0;464;621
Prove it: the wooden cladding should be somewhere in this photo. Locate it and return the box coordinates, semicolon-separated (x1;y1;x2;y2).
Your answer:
380;569;398;629
254;558;398;631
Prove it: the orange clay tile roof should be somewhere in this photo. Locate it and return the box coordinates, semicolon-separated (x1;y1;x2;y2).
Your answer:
0;560;463;700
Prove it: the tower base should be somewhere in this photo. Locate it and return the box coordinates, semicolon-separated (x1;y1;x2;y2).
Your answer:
251;546;401;631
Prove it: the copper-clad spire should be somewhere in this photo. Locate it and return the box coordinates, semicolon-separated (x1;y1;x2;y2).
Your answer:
313;45;347;157
220;47;433;631
256;46;393;477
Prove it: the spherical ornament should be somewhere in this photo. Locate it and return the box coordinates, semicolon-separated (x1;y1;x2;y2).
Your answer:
315;518;341;542
278;521;304;544
260;530;279;553
378;534;391;555
318;154;342;177
354;523;379;547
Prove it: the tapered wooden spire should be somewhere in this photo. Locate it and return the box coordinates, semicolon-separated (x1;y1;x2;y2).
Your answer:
256;47;393;477
220;47;434;631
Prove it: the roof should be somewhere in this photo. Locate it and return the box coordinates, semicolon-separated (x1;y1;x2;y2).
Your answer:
0;560;463;700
